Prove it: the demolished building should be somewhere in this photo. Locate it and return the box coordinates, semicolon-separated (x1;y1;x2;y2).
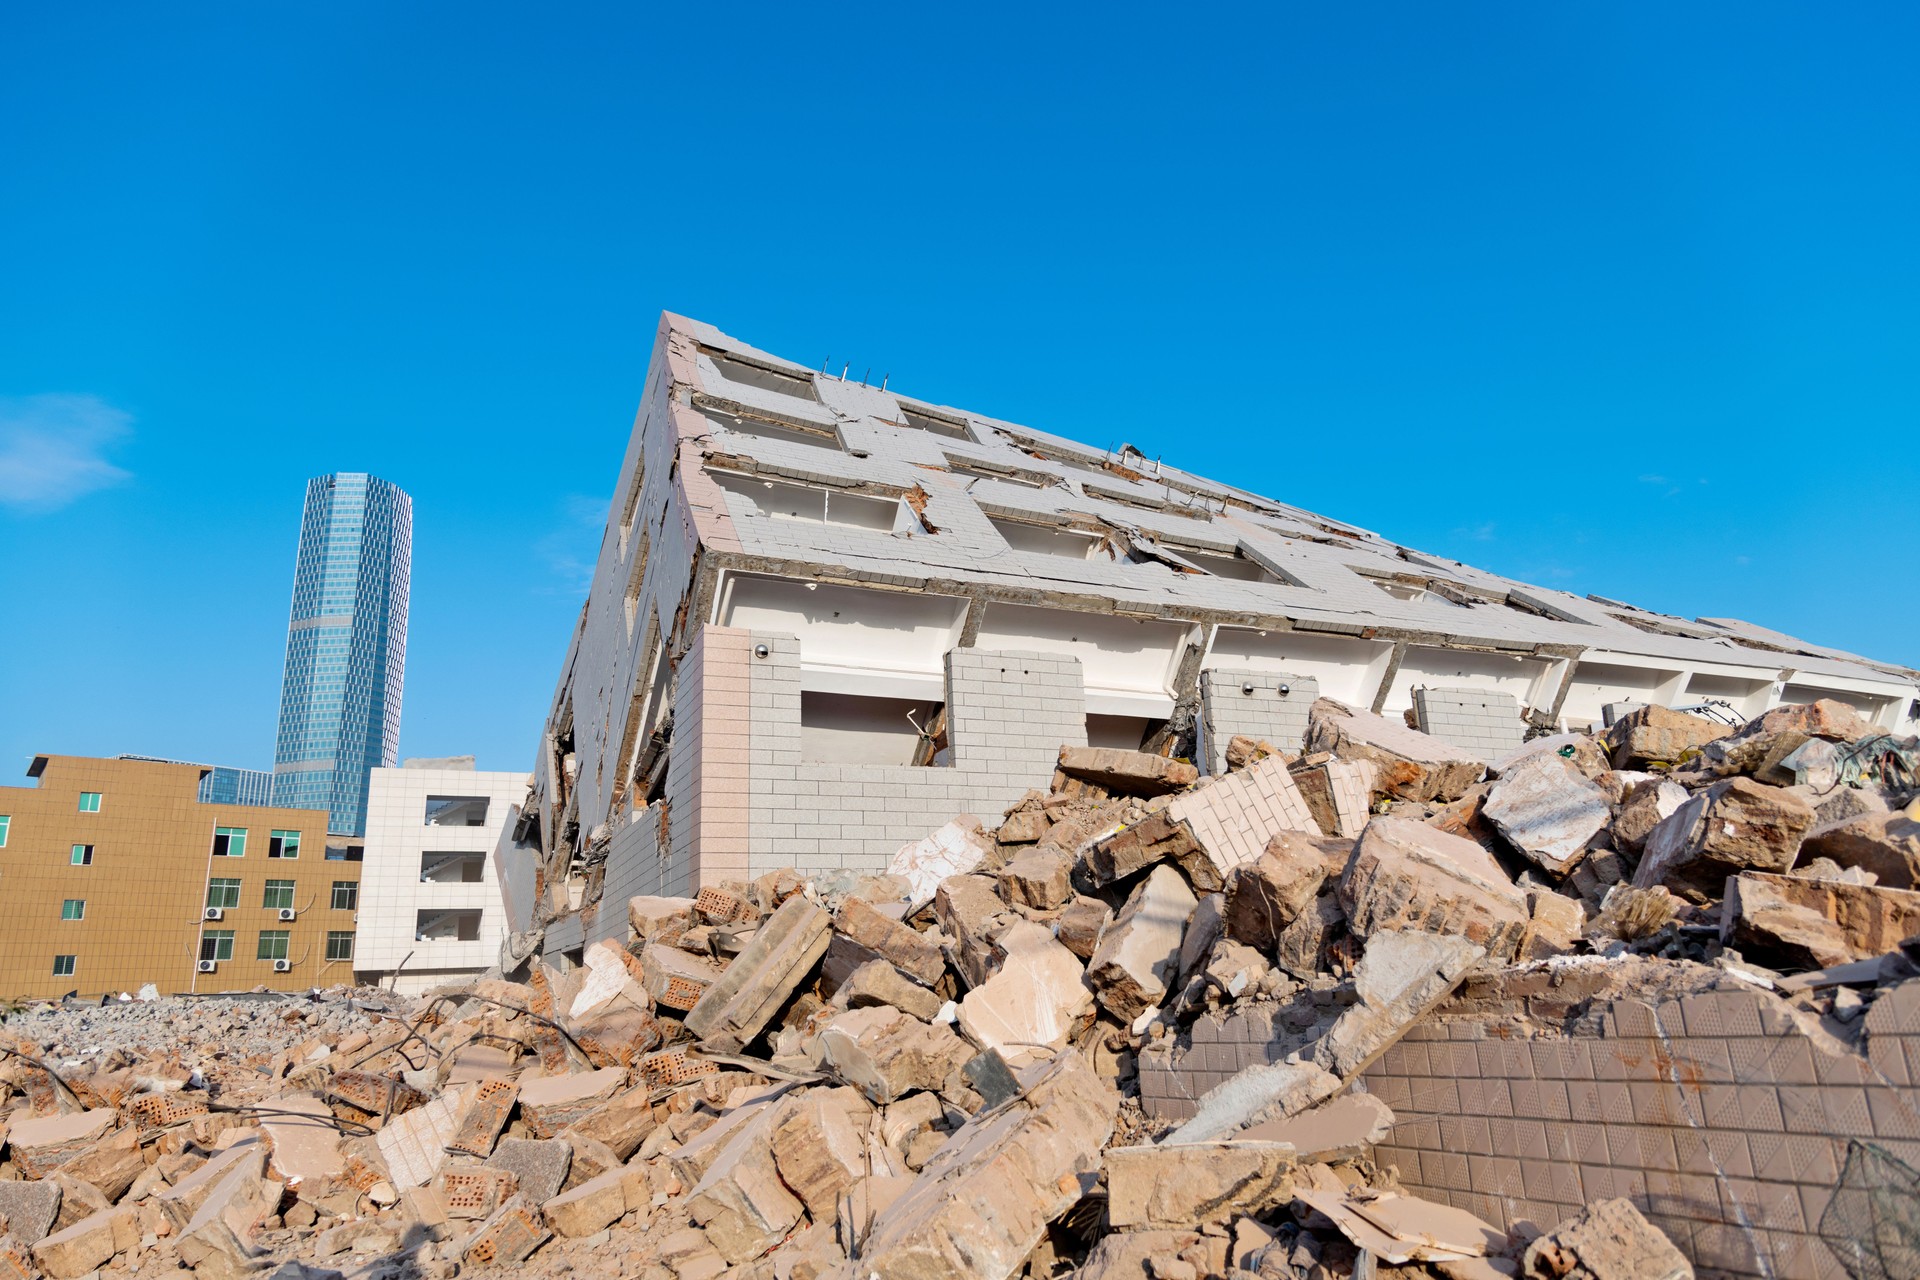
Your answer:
506;312;1920;954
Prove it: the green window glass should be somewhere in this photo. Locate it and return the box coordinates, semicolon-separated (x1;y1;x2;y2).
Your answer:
263;880;295;910
326;931;355;962
206;878;241;909
77;793;102;813
200;931;234;962
212;827;246;857
331;881;358;911
0;815;10;846
60;899;84;921
52;955;76;977
70;844;94;866
269;830;301;859
257;931;290;961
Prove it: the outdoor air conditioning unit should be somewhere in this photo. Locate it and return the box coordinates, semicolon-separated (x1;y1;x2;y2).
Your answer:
277;908;298;922
197;960;217;973
203;907;224;922
273;959;292;973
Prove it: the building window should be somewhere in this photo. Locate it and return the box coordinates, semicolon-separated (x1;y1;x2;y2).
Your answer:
325;931;355;962
212;827;247;857
257;930;290;962
424;796;490;827
263;880;295;910
77;793;102;813
52;955;76;977
331;881;358;911
206;878;242;910
268;830;301;859
200;931;234;962
70;844;94;866
0;815;10;847
60;899;85;921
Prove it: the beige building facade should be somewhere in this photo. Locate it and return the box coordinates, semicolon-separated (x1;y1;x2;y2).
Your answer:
0;755;363;999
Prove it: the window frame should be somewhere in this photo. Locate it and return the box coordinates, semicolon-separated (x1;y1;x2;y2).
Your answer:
262;880;295;911
331;881;359;911
206;878;242;910
77;792;102;813
325;930;355;963
256;930;291;962
268;830;301;859
212;826;247;858
200;930;235;962
60;898;84;921
70;844;94;866
0;814;10;847
52;954;76;977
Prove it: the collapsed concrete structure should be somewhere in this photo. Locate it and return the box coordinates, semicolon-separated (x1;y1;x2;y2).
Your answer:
503;313;1920;956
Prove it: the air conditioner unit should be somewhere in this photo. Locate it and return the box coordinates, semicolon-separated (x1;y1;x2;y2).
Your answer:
197;960;217;973
203;907;224;922
273;959;292;973
277;908;297;922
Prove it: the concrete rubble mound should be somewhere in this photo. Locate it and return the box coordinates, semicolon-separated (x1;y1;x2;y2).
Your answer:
3;712;1918;1280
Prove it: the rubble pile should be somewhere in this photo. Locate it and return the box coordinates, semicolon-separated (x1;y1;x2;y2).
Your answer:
2;698;1918;1280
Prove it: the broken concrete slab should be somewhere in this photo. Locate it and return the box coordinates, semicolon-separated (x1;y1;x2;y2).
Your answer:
1482;750;1611;875
1277;891;1349;980
1721;870;1920;970
685;895;833;1052
0;1182;63;1244
1521;1197;1692;1280
5;1110;116;1180
995;846;1073;910
486;1137;571;1206
1104;1140;1296;1229
839;894;948;987
956;920;1092;1064
458;1196;550;1267
1169;1059;1343;1144
516;1068;624;1137
1613;777;1690;855
1306;698;1486;803
1697;698;1873;779
685;1102;806;1264
817;1005;971;1104
541;1168;628;1238
1055;894;1112;959
639;940;727;1013
1316;931;1486;1080
374;1083;473;1189
768;1086;875;1221
1801;811;1920;889
1295;1188;1496;1265
1086;756;1322;891
1222;832;1337;952
1239;1093;1396;1162
29;1207;133;1280
1606;704;1729;770
1339;817;1530;961
1055;745;1198;796
1632;776;1815;903
1086;864;1198;1021
887;817;992;909
932;873;1012;989
1291;757;1380;839
848;1052;1117;1280
260;1091;345;1184
836;958;944;1021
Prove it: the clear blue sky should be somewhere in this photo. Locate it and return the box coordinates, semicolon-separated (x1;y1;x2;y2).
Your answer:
4;4;1916;777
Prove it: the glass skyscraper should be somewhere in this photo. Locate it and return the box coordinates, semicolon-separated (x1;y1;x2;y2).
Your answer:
271;473;412;836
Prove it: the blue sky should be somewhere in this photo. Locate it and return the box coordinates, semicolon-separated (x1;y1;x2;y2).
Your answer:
4;3;1916;777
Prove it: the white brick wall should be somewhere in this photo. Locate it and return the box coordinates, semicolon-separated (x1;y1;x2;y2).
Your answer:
1412;686;1526;758
1197;668;1320;772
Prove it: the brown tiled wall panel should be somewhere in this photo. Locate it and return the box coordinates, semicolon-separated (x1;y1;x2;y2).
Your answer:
1141;982;1920;1279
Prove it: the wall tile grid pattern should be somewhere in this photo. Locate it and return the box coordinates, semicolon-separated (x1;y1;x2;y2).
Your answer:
1198;669;1320;773
1411;686;1527;758
1144;982;1920;1279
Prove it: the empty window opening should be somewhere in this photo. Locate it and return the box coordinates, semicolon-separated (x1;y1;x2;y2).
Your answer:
60;898;84;921
268;830;301;859
331;880;359;910
700;405;843;451
422;852;487;884
52;955;76;977
70;844;93;866
200;930;235;963
704;349;820;402
263;880;295;910
801;692;951;767
257;930;290;961
212;826;247;857
417;909;482;942
990;516;1104;559
207;878;241;910
1163;544;1278;583
325;931;355;962
711;471;907;533
899;405;974;441
1086;714;1168;752
425;796;489;827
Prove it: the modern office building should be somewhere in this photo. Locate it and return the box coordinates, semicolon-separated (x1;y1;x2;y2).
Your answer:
507;313;1920;952
270;472;413;837
352;762;530;993
117;756;275;806
0;755;361;999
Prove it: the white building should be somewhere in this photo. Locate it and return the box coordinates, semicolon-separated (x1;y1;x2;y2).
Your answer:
354;761;530;993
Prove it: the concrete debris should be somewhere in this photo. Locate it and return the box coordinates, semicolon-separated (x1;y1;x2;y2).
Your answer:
0;702;1907;1280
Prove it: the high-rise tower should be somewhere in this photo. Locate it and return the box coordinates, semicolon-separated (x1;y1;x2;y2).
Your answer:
270;473;412;836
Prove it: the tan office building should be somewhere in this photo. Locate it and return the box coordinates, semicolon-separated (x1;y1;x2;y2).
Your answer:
0;755;363;999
